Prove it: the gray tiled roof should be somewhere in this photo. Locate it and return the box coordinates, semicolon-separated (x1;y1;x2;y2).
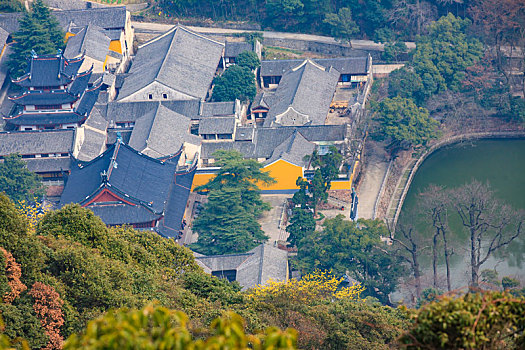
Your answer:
265;130;316;166
54;7;127;30
201;101;236;117
117;26;224;101
88;204;159;226
75;82;101;116
201;125;346;160
260;56;369;77
25;157;72;173
198;117;235;135
105;100;201;123
0;13;21;33
252;92;270;109
200;140;256;159
64;24;111;62
77;107;108;161
44;0;106;10
61;142;177;214
104;28;122;41
0;27;9;47
13;54;82;88
264;60;339;127
195;244;288;291
235;127;254;141
5;111;86;126
0;129;74;155
224;41;253;58
0;7;126;34
128;103;200;158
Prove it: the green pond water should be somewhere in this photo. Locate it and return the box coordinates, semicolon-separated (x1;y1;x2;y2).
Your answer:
400;139;525;288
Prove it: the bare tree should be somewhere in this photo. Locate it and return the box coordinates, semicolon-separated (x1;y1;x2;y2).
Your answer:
453;181;524;288
390;219;428;300
389;0;437;37
419;184;454;291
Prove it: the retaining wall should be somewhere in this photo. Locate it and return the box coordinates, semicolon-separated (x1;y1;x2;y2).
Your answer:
390;131;525;230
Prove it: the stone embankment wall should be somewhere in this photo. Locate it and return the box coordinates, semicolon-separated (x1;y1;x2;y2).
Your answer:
384;131;525;230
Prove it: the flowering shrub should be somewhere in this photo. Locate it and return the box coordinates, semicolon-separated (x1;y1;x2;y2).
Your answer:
247;270;365;304
17;199;51;231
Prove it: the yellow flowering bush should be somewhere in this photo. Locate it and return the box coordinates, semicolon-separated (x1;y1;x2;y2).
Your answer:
16;199;51;231
247;270;365;304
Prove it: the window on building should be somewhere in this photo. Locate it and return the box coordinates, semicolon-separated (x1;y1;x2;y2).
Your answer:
61;153;69;157
190;123;199;136
218;134;232;140
148;94;153;100
134;222;153;228
162;93;168;99
35;104;61;110
212;270;237;282
21;154;36;159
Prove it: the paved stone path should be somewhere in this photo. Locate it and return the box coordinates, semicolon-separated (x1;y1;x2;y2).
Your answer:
356;142;389;220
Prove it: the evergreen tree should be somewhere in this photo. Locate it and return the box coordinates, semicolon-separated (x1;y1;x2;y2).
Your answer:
286;208;315;247
0;154;44;203
371;96;439;152
191;150;274;255
7;0;65;79
212;65;257;102
236;51;260;70
191;187;269;255
0;0;23;12
323;7;359;44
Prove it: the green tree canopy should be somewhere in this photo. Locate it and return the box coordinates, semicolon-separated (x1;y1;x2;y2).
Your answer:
7;0;65;78
412;13;484;94
388;67;427;105
212;65;257;102
323;7;359;44
191;187;269;255
295;216;405;304
191;150;274;255
0;0;23;12
63;304;297;350
236;51;261;70
400;291;525;349
286;208;315;247
0;154;44;203
372;96;439;151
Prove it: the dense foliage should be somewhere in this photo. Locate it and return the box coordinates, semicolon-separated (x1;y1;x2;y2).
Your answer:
64;305;297;350
371;96;439;151
412;14;483;95
212;65;257;102
236;51;261;70
191;150;274;255
0;154;44;203
295;216;405;305
0;0;22;12
400;291;525;349
8;0;64;78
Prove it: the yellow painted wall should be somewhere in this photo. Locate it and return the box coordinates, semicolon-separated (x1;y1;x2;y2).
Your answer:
0;44;6;59
331;180;351;190
192;160;303;192
261;159;303;191
192;159;355;192
192;172;216;191
65;32;75;41
109;40;122;54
